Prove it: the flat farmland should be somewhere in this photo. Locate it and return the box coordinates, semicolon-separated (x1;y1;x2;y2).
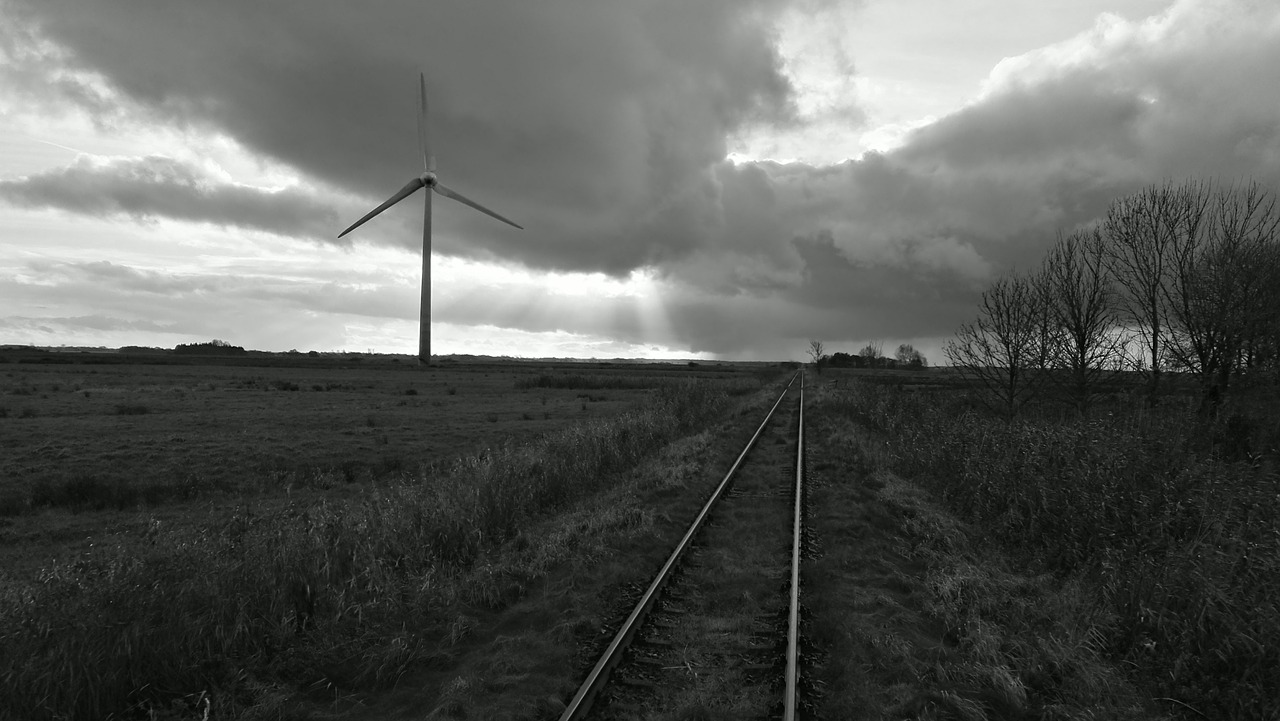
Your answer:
0;351;767;574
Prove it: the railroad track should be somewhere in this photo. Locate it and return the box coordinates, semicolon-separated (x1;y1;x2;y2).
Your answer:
559;373;809;720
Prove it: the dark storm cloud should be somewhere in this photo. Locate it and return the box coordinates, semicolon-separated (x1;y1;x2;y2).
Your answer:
665;0;1280;352
4;0;1280;357
1;0;798;266
0;155;341;239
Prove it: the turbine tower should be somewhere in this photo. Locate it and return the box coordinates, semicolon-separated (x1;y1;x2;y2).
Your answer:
339;73;522;364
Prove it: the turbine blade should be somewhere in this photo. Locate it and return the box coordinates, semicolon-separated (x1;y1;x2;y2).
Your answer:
418;73;434;172
434;182;523;229
338;177;425;238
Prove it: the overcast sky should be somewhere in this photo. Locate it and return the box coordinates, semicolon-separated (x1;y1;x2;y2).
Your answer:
2;0;1278;361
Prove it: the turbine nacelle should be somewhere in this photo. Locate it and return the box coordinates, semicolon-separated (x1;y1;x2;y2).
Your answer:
421;171;438;188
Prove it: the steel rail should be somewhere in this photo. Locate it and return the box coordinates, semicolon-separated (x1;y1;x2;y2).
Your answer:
783;373;804;720
557;372;799;721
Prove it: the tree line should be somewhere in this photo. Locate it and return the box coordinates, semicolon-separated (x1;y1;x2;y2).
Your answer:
945;179;1280;418
808;339;927;371
173;339;248;355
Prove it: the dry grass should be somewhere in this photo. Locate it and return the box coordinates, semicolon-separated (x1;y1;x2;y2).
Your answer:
0;357;777;720
824;379;1280;720
804;397;1158;720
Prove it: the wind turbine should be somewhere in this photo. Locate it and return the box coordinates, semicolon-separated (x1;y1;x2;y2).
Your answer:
338;73;522;364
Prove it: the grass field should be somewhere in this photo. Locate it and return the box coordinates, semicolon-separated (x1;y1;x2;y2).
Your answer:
10;353;1268;719
0;348;782;720
0;351;765;568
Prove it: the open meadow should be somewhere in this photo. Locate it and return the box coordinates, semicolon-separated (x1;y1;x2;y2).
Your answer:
4;351;1277;720
0;350;768;573
0;348;786;720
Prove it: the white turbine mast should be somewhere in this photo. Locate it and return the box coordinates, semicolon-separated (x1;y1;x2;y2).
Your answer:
338;73;522;364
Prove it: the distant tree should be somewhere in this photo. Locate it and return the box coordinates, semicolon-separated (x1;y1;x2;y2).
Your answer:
807;340;825;367
858;341;884;367
174;340;246;355
945;273;1047;418
894;343;927;369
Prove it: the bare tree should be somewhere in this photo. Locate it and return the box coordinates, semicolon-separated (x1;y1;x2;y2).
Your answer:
1038;227;1127;413
1164;181;1280;416
807;339;825;366
945;273;1048;418
1103;181;1211;400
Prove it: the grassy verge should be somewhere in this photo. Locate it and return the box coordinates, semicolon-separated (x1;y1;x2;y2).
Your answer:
0;379;757;720
822;381;1279;720
805;397;1157;719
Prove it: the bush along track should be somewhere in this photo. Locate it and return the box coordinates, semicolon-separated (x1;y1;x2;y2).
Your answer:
0;379;761;721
